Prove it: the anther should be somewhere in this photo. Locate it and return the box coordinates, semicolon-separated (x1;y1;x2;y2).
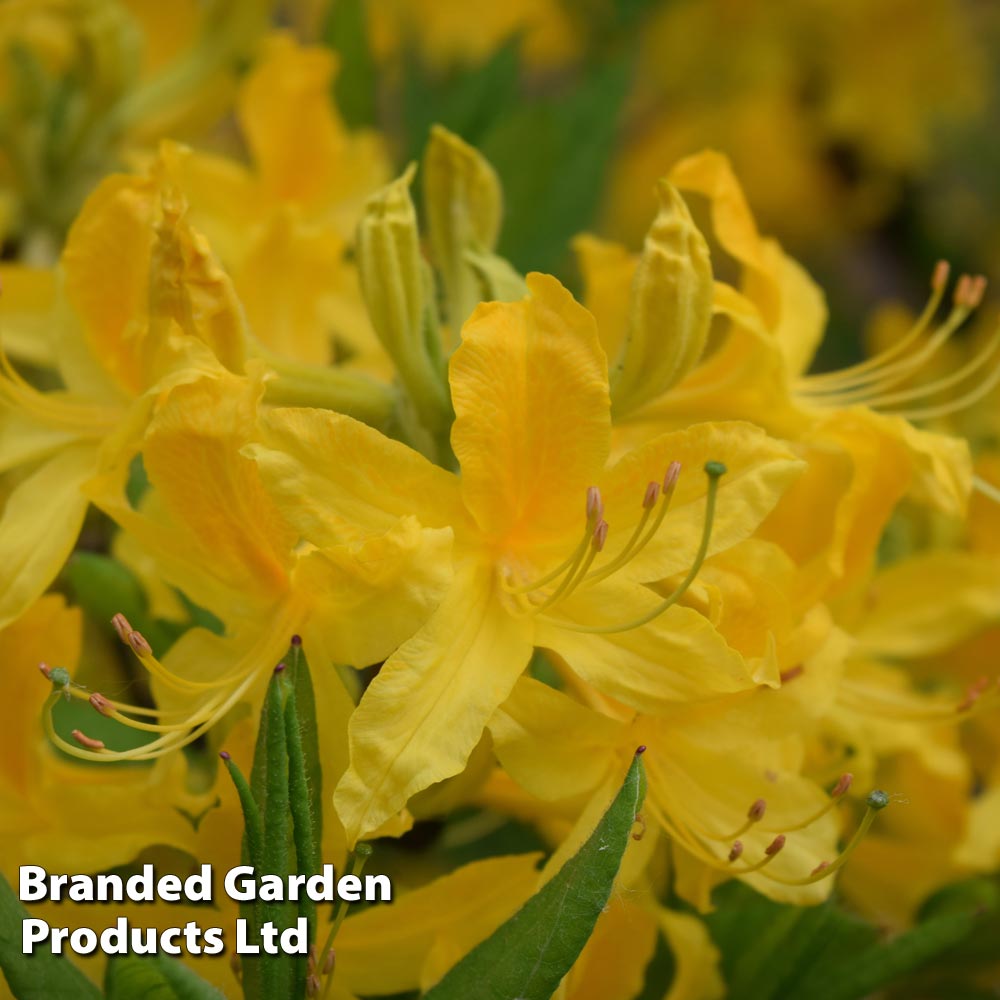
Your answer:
765;834;786;856
635;745;647;756
779;664;804;683
632;813;647;841
643;481;660;509
954;274;973;308
663;460;682;492
831;773;853;797
72;730;105;750
586;486;603;523
931;260;950;293
89;693;112;716
968;275;988;310
127;630;152;657
811;861;831;876
748;798;767;822
323;947;335;975
592;518;609;552
219;750;231;761
38;663;52;679
111;613;132;644
306;974;321;997
728;841;744;863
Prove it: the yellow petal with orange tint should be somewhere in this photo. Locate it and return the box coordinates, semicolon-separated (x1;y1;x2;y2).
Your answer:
450;272;610;551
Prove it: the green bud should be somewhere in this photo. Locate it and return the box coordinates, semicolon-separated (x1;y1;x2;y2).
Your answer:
610;180;712;418
423;125;504;333
356;164;451;434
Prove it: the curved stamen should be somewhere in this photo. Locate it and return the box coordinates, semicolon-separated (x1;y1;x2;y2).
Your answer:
800;277;983;405
760;791;890;886
585;461;682;586
801;261;951;391
777;773;852;832
553;461;724;634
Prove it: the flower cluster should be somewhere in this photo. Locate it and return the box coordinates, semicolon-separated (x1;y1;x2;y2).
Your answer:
1;4;999;997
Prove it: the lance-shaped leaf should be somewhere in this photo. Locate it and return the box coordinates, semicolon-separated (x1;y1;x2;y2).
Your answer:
224;641;324;1000
423;749;646;1000
105;954;224;1000
0;873;102;1000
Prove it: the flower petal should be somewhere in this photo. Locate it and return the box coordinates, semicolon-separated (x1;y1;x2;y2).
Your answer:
450;272;611;551
251;405;467;543
0;443;95;629
335;562;533;845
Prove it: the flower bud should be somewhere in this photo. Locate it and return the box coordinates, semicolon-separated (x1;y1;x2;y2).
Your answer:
610;180;712;417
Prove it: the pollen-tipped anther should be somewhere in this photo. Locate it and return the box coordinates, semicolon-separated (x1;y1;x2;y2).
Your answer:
323;947;335;975
111;613;132;644
779;664;805;683
765;834;786;856
642;481;660;509
811;861;831;876
748;798;767;822
89;693;112;716
728;841;744;863
72;730;105;750
306;973;321;997
38;662;52;679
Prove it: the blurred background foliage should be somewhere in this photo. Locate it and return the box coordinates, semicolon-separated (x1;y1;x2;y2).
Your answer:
316;0;1000;375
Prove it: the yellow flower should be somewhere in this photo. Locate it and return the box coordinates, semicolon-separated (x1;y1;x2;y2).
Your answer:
168;32;392;369
489;661;846;909
250;271;805;845
50;373;449;779
0;0;271;250
0;596;207;880
581;151;977;597
0;162;238;631
0;147;393;630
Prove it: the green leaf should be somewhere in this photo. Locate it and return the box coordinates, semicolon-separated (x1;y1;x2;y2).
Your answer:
705;877;998;1000
398;39;522;168
287;640;323;850
423;749;646;1000
0;873;102;1000
481;56;631;276
324;0;378;128
104;954;224;1000
65;552;172;653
